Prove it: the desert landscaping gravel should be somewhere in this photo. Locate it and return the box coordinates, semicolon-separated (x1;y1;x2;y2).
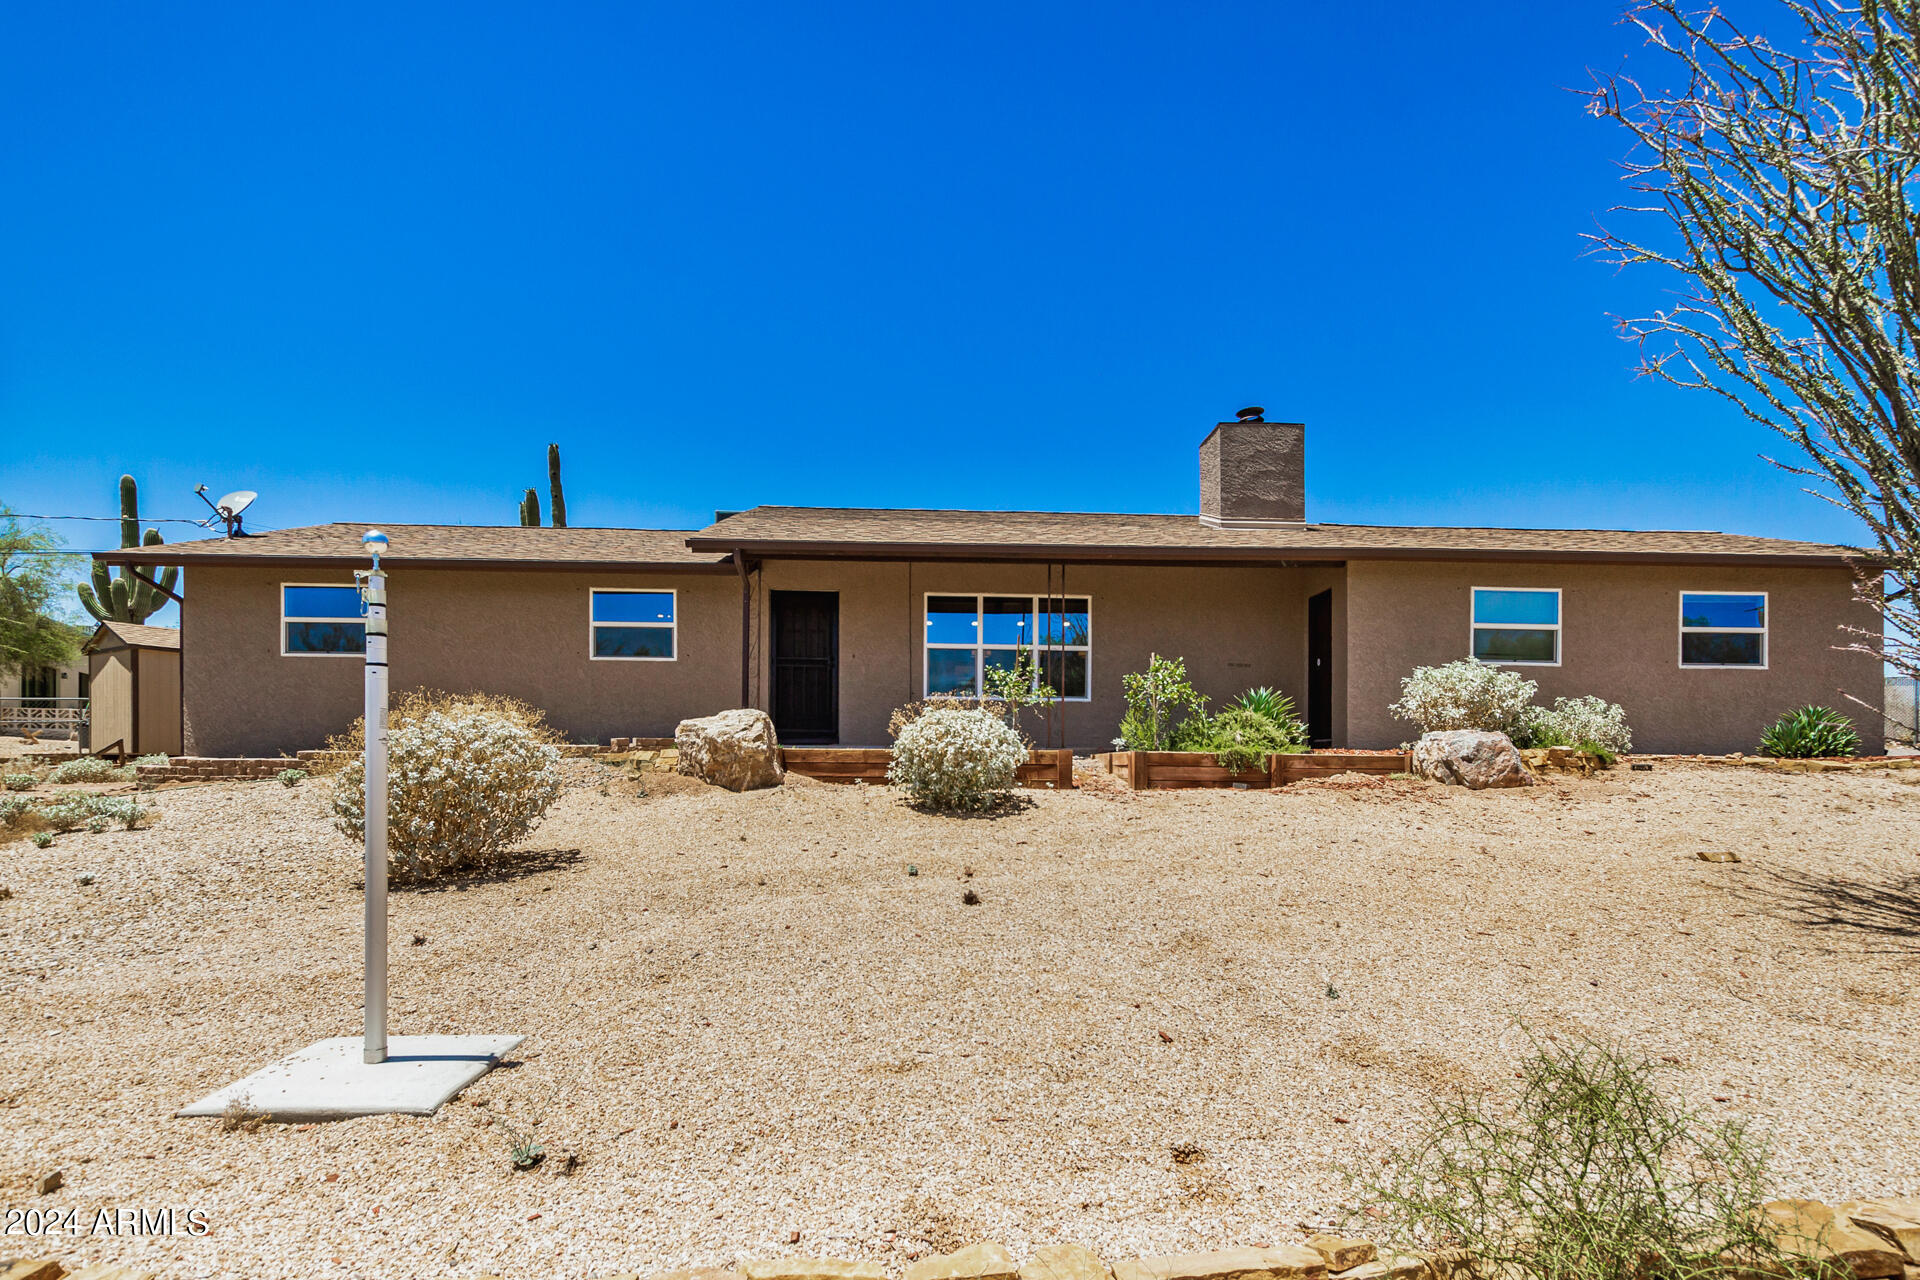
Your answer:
1;759;1916;1279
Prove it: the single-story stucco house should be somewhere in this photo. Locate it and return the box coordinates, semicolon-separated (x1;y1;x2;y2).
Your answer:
96;413;1884;757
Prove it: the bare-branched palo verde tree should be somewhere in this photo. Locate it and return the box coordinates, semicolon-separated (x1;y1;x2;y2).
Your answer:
1587;0;1920;677
77;475;177;625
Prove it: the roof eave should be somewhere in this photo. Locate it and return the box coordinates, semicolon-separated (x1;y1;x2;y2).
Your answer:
687;538;1864;568
90;550;736;574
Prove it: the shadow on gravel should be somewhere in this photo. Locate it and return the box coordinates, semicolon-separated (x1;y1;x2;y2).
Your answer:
417;847;586;892
1742;867;1920;952
903;794;1038;820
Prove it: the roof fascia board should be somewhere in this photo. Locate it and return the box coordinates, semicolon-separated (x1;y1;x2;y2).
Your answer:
682;539;1861;568
90;551;735;574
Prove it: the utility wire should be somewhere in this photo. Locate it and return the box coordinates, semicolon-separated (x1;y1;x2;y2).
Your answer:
8;513;221;524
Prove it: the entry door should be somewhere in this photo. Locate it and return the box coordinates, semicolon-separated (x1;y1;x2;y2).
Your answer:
771;591;839;744
1307;589;1333;749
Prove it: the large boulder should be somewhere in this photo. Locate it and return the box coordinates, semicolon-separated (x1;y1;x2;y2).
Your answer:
1412;730;1537;789
675;709;784;791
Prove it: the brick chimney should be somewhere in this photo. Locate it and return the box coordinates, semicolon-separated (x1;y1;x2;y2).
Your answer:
1199;408;1305;526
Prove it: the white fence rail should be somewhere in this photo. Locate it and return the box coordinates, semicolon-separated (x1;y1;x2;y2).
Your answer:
0;697;89;739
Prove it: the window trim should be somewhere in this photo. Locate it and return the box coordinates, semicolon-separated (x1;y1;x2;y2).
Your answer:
1469;585;1562;668
589;588;678;663
1678;589;1769;670
922;592;1093;702
280;582;367;658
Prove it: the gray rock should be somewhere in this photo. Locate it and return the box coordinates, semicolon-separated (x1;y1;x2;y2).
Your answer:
1412;730;1537;789
675;709;784;792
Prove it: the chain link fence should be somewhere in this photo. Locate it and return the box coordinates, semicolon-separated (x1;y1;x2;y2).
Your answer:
1885;677;1920;747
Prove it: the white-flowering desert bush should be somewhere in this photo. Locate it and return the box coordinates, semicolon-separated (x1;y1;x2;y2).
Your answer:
1520;695;1634;755
887;708;1029;811
1390;660;1538;734
330;706;562;884
48;756;118;784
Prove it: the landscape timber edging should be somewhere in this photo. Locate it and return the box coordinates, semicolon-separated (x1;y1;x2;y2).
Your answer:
1092;749;1411;791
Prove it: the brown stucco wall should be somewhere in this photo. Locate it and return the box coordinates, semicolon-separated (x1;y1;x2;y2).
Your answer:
180;565;740;756
752;559;1327;748
1343;560;1883;754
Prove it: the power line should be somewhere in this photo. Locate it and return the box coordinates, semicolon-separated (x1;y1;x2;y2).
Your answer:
9;513;218;524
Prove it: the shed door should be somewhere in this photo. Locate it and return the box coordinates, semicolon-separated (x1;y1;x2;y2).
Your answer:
771;591;839;744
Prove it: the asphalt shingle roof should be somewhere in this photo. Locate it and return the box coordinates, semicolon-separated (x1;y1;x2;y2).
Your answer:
93;523;732;571
686;506;1859;565
85;621;181;651
92;512;1862;570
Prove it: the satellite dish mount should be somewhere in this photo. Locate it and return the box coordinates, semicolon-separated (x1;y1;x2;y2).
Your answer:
195;485;258;538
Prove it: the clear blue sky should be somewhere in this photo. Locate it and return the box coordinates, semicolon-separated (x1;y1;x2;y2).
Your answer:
2;1;1859;573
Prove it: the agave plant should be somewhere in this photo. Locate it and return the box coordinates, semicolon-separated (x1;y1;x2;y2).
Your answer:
1759;706;1861;759
1232;686;1294;723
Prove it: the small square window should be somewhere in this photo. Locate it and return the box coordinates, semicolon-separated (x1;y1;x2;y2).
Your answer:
1471;587;1559;666
1680;592;1766;668
282;584;365;656
591;590;677;661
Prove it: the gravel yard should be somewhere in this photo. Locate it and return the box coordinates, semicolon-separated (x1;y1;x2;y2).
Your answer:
2;759;1917;1279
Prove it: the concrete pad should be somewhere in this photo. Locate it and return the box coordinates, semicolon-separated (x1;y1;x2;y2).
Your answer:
176;1034;524;1121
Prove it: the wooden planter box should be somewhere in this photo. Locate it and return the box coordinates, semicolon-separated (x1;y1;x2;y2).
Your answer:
1093;749;1411;790
780;747;1075;789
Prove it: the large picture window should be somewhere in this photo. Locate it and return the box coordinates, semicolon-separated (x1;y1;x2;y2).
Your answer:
1471;587;1560;665
591;589;676;660
1679;592;1766;668
924;594;1091;700
282;584;366;655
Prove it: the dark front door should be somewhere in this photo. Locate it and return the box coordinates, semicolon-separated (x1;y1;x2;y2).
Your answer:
771;591;839;744
1307;589;1333;749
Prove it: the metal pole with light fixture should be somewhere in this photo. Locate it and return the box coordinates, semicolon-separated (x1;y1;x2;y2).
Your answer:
173;528;523;1122
359;530;390;1064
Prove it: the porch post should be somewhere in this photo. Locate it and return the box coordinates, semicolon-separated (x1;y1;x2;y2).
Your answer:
735;552;752;708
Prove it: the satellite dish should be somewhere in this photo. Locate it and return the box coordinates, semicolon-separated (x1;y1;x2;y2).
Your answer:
194;485;259;537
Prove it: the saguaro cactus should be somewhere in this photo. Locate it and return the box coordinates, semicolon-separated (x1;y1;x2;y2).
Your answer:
547;443;566;528
519;488;541;527
77;475;177;624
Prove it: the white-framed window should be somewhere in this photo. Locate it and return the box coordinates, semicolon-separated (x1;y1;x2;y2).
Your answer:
591;589;676;660
1470;586;1561;666
281;583;366;656
924;593;1091;701
1679;591;1767;668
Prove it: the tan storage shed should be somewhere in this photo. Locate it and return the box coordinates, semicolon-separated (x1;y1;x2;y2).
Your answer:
84;622;182;758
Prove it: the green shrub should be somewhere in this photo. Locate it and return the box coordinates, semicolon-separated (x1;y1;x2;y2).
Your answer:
0;796;32;826
887;708;1029;811
48;756;116;784
1519;695;1633;756
1197;707;1308;772
86;815;110;834
30;831;53;849
1760;705;1861;758
1116;654;1208;751
1359;1031;1834;1280
132;753;168;770
3;774;34;792
278;768;307;788
1232;687;1309;743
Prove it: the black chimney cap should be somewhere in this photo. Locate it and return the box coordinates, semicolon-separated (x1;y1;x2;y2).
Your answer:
1235;406;1265;422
